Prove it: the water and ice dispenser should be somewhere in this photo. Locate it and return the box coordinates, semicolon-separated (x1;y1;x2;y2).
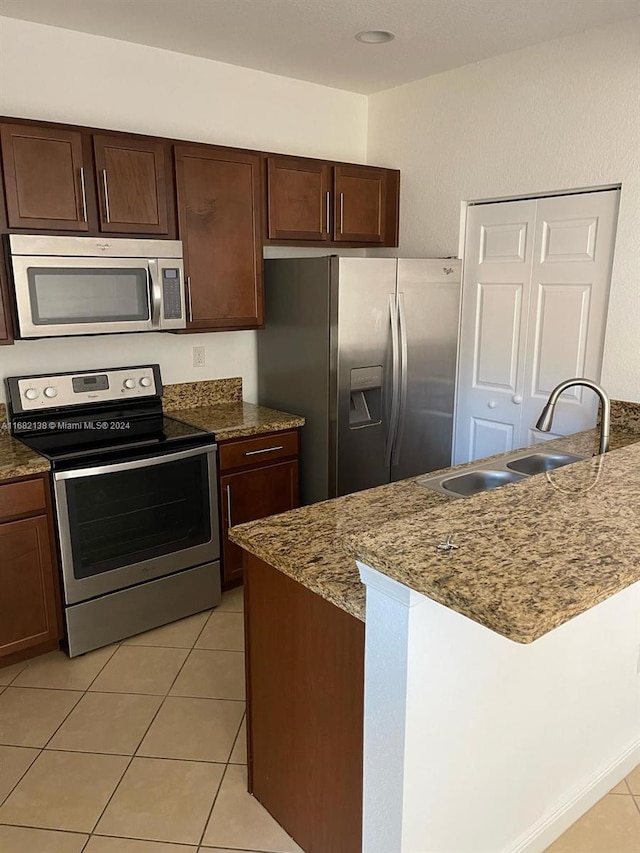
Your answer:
349;366;383;427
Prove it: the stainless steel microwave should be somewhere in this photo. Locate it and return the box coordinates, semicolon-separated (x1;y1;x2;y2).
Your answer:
7;235;187;338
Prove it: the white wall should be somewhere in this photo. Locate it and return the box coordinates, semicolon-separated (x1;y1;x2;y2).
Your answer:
367;19;640;402
0;17;368;403
359;563;640;853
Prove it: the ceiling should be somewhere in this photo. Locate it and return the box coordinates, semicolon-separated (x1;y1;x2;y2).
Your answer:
1;0;638;94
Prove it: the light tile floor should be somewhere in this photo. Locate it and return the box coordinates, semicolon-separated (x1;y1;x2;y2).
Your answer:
0;584;638;852
0;585;301;853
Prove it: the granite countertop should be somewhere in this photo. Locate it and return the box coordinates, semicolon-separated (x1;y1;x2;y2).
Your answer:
230;413;640;642
0;409;50;482
163;378;305;441
167;401;305;441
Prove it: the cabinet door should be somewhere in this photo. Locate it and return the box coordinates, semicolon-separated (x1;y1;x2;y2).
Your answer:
175;145;264;330
220;459;299;587
0;123;89;231
267;157;330;241
0;514;61;658
93;134;169;234
333;164;386;243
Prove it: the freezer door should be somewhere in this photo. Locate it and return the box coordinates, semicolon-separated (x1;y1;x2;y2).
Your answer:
334;257;398;497
391;259;461;481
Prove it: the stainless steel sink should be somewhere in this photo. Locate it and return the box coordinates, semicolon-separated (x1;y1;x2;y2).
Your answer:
505;452;584;476
440;469;527;497
416;448;586;498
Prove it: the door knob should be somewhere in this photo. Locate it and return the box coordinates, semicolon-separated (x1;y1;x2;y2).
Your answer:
488;400;496;409
513;394;523;404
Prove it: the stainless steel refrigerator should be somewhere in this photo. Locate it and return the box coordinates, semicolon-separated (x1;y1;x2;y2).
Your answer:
258;257;461;505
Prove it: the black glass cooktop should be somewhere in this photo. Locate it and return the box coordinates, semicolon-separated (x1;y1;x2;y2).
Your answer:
14;413;214;469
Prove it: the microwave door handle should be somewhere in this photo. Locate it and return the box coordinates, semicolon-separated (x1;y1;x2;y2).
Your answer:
148;260;162;329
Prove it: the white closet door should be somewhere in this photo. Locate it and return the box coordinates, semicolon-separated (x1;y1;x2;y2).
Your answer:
455;190;620;463
520;189;619;446
453;199;535;463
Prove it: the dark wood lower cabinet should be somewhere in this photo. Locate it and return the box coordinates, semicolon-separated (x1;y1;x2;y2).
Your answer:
0;474;63;666
244;553;365;853
220;457;299;588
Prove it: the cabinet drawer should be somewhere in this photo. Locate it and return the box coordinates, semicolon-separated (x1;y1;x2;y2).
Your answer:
0;477;47;522
219;430;299;472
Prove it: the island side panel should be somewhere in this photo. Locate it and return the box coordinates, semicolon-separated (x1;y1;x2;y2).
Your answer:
244;552;365;853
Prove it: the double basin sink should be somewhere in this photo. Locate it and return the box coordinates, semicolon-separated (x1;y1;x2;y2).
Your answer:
417;450;585;498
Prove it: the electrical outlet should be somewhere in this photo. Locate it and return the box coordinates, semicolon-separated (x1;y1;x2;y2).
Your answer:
192;346;205;368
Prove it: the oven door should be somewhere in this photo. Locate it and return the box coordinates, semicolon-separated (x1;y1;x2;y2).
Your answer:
11;255;156;338
54;445;219;605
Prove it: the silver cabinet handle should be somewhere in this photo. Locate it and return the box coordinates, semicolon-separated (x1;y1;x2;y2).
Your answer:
185;275;193;323
339;192;344;234
226;484;232;528
79;167;87;222
101;169;111;223
326;191;331;235
244;445;284;457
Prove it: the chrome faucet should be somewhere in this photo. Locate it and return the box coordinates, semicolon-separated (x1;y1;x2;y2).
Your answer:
536;378;611;454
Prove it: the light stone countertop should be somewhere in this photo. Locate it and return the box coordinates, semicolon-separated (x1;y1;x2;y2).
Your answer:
163;377;305;440
230;418;640;642
0;417;50;482
167;401;305;441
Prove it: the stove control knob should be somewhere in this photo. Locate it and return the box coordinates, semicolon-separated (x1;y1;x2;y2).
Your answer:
44;386;58;399
25;388;39;401
139;377;152;388
123;378;136;390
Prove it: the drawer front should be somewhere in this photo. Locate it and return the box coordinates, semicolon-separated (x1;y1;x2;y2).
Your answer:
219;430;299;471
0;476;47;522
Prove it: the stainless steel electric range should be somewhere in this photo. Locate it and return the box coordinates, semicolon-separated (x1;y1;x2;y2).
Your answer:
6;364;221;657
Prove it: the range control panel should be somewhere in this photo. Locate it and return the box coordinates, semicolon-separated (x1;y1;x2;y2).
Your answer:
14;366;159;411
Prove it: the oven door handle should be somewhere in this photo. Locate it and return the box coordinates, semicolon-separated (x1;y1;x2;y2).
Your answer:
148;259;162;329
53;443;217;481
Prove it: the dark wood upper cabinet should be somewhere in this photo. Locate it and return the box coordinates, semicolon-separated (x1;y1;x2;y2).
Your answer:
0;122;89;231
267;156;330;241
333;164;387;243
175;145;264;330
93;134;169;234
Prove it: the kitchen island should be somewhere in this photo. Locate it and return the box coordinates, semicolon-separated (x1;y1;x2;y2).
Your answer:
230;403;640;853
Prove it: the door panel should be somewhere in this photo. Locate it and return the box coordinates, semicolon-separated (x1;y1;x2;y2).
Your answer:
220;459;299;587
333;165;386;243
175;145;263;330
474;283;524;391
470;417;515;460
453;199;536;463
521;190;619;443
0;123;88;231
0;514;60;657
335;258;397;496
93;135;169;234
267;157;329;240
392;259;461;480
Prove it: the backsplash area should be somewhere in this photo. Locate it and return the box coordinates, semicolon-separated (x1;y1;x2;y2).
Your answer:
162;378;242;409
0;331;258;406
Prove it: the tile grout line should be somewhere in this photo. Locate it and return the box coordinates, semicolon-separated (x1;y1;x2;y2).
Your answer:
197;760;231;849
1;599;248;847
86;607;222;842
0;746;44;810
196;600;246;850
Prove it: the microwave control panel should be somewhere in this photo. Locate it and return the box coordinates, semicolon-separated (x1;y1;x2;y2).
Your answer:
162;268;183;320
13;366;159;411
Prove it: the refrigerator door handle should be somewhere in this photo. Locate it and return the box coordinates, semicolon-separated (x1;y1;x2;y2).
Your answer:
385;293;401;468
392;291;409;466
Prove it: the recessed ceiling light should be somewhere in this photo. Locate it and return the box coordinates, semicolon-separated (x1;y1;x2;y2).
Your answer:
355;30;395;44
